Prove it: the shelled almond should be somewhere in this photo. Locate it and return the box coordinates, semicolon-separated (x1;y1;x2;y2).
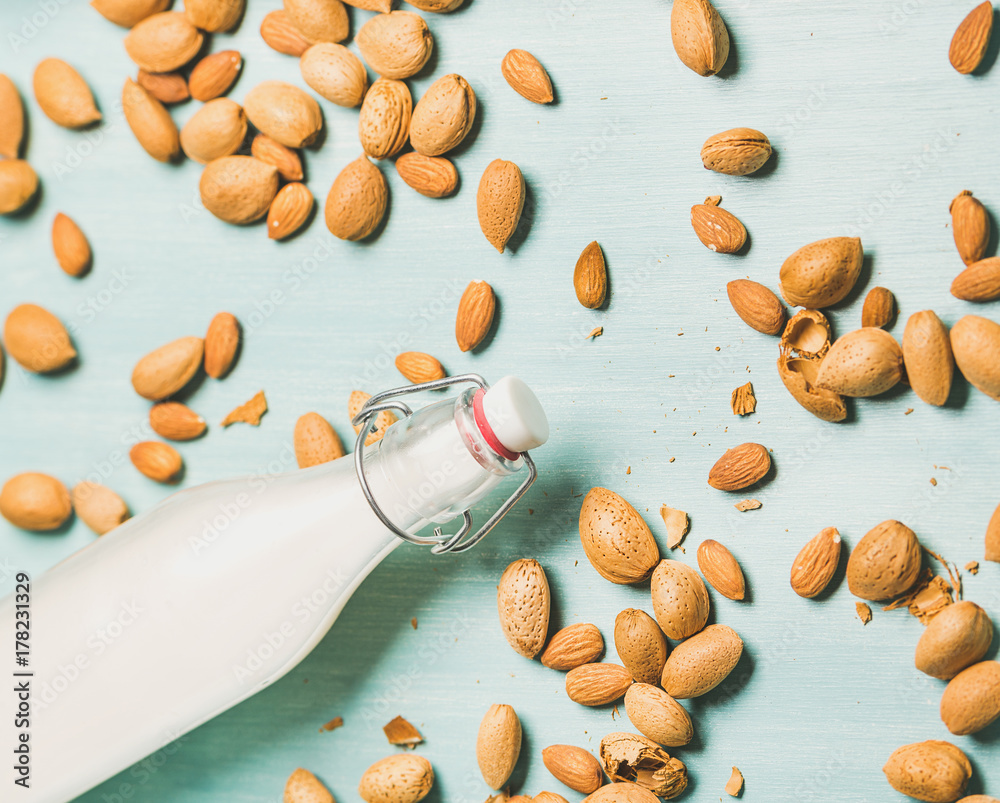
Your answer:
692;197;746;253
51;213;92;277
260;10;311;56
501;49;554;104
541;623;605;671
136;70;189;104
130;441;183;483
189;50;242;102
541;745;604;795
150;402;206;441
696;540;745;600
566;663;633;706
268;183;314;240
790;527;842;598
950;191;989;265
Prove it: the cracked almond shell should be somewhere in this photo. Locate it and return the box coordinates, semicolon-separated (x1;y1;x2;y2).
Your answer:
599;732;688;799
777;352;847;422
579;487;659;584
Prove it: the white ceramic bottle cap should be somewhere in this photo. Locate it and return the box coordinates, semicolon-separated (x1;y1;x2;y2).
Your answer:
482;376;549;453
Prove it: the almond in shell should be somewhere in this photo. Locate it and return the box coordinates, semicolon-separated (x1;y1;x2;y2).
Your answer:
940;660;1000;735
696;539;745;600
251;134;303;181
130;441;183;483
497;558;550;659
91;0;171;28
915;601;994;680
0;74;24;158
988;501;1000;563
614;608;668;685
671;0;729;76
541;745;604;795
349;390;398;445
150;402;207;441
200;156;279;225
284;0;349;44
815;327;903;397
244;81;323;148
324;156;388;241
701;128;770;175
407;0;464;9
359;754;433;803
131;336;204;400
650;559;710;640
950;190;989;265
623;683;693;747
952;257;1000;302
0;473;72;531
204;312;240;378
268;182;313;240
949;1;993;74
501;49;554;104
301;43;368;108
660;624;743;699
124;12;204;73
950;315;1000;401
285;768;334;803
294;412;345;468
33;58;101;129
185;0;245;32
599;732;688;799
137;70;189;104
541;623;605;671
357;11;433;79
189;50;242;101
691;197;746;253
477;159;525;253
883;741;971;803
846;519;922;602
790;526;842;598
727;279;785;335
71;481;130;535
579;487;660;584
52;213;92;277
476;704;522;790
566;663;633;706
903;310;954;406
3;304;76;373
779;236;864;308
122;77;180;162
260;10;311;56
777;347;847;423
180;98;247;164
455;280;495;352
359;79;412;159
0;160;38;215
395;153;458;198
410;74;477;157
708;442;770;491
582;783;659;803
394;351;445;384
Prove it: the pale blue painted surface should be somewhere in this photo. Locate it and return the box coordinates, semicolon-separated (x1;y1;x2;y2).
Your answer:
1;0;999;801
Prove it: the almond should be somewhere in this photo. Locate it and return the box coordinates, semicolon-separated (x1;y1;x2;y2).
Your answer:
707;442;770;491
180;98;247;164
122;77;180;162
285;0;350;45
0;473;72;531
189;50;242;102
579;487;660;584
541;745;604;795
0;160;38;215
660;624;743;699
395;153;458;198
0;74;25;158
301;43;368;108
534;794;571;803
501;49;554;104
130;441;183;483
124;12;203;73
691;197;746;253
406;0;464;9
951;314;1000;401
781;308;832;357
357;11;433;79
251;134;303;182
779;236;864;307
3;303;76;373
477;704;521;790
359;79;412;159
903;310;954;406
204;312;240;378
949;1;993;74
260;10;311;56
951;256;1000;302
343;0;392;10
497;558;550;659
285;768;334;803
861;286;895;328
477;159;525;253
815;327;903;397
950;190;989;265
790;526;842;598
455;280;495;352
244;81;323;148
778;350;847;422
268;182;313;240
540;623;605;671
988;501;1000;563
394;351;446;384
91;0;171;28
349;390;398;445
726;279;785;335
410;73;477;157
137;69;189;104
671;0;729;76
51;212;92;277
185;0;244;33
583;783;659;803
916;601;994;679
131;336;204;400
294;412;345;468
623;683;694;747
566;663;633;706
71;481;130;535
599;732;688;799
696;539;745;600
324;156;388;241
359;754;433;803
650;559;710;640
33;58;101;129
200;156;279;225
573;241;607;309
614;609;668;685
701;128;770;175
941;660;1000;735
847;519;922;602
883;741;971;803
150;401;207;441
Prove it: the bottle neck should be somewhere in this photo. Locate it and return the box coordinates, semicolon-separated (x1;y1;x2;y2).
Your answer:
363;389;522;535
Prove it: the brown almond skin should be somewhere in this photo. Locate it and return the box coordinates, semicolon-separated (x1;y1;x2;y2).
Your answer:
130;441;183;483
348;390;397;446
660;623;743;699
950;1;993;74
916;601;994;680
701;128;770;175
497;559;549;659
623;683;694;747
204;312;240;378
614;608;668;685
847;520;922;602
691;201;746;253
395;153;458;198
268;182;313;240
790;526;842;598
779;236;864;308
501;49;554;104
861;286;895;328
0;473;72;531
579;487;660;584
951;191;989;265
251;134;303;182
727;279;785;335
696;539;745;600
574;241;607;309
137;70;190;104
324;156;388;241
131;336;204;401
394;351;446;385
650;559;710;640
883;741;971;803
950;315;1000;401
903;310;954;407
52;213;92;277
565;663;633;706
455;280;495;352
541;623;605;671
150;401;206;441
541;745;603;795
940;660;1000;735
260;10;311;56
188;50;242;102
952;256;1000;302
707;442;770;491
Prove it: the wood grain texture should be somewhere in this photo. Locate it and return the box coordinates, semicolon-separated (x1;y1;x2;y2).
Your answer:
1;1;999;801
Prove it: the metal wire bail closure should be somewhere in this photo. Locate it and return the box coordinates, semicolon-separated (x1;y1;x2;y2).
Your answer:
351;374;538;555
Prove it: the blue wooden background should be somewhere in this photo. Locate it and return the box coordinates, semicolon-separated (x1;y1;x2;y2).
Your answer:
2;0;999;800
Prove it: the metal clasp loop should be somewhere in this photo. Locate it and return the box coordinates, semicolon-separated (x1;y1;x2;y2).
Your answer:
351;374;538;555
